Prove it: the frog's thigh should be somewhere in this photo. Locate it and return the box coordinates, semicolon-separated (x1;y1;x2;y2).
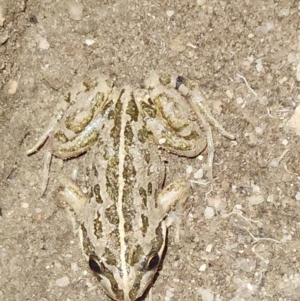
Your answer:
145;100;206;157
158;179;191;214
147;118;206;157
57;177;88;216
51;121;101;159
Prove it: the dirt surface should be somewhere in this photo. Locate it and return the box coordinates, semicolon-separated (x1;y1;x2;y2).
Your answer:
1;1;300;300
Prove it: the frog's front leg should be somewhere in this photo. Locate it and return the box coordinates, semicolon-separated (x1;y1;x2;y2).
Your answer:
56;177;88;228
157;179;191;243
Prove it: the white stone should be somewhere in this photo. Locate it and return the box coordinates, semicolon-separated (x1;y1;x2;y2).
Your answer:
186;165;193;175
204;206;214;219
8;80;18;95
282;138;288;146
197;287;214;301
38;36;50;50
55;276;70;287
68;1;84;21
278;8;290;17
205;244;213;252
256;59;263;72
197;0;206;6
236;96;243;105
166;10;174;17
255;126;264;135
247;194;264;205
287;105;300;135
267;194;274;203
194;168;203;179
71;262;78;272
85;39;95;46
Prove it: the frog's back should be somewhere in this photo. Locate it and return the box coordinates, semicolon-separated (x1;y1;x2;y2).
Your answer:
80;87;167;300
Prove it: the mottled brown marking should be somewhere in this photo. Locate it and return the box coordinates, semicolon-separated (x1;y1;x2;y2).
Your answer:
92;164;98;177
105;156;119;202
105;204;119;226
81;223;95;255
65;109;94;134
141;214;149;237
123;209;133;233
110;91;124;148
82;78;98;91
147;182;152;196
140;98;156;118
159;73;171;85
126;92;139;122
127;244;143;267
137;125;150;144
151;222;164;252
93;265;124;301
94;184;103;204
53;130;68;143
138;187;147;209
142;149;151;164
104;247;117;266
124;123;134;146
123;154;136;185
93;211;102;239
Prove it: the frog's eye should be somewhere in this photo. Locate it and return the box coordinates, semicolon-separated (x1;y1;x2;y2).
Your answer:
89;255;104;274
145;251;160;271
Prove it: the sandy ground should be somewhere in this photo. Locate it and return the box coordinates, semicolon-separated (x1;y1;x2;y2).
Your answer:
1;1;300;300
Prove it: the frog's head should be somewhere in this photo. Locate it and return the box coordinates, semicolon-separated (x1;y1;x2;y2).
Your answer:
80;218;167;301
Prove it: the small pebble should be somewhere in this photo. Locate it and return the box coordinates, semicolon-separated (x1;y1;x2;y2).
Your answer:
194;168;203;179
204;206;214;219
256;59;263;72
35;208;42;213
68;1;84;21
278;8;289;17
247;194;264;205
55;276;70;287
21;202;29;209
295;191;300;201
197;287;214;301
186;165;193;174
85;39;95;46
8;80;18;94
54;261;62;269
197;155;204;161
158;138;166;145
255;126;264;135
199;264;207;272
197;0;206;6
226;89;233;99
38;36;50;50
287;52;297;63
165;289;174;298
267;194;275;203
71;262;79;272
247;283;253;291
236;96;243;105
205;244;213;252
166;10;174;17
